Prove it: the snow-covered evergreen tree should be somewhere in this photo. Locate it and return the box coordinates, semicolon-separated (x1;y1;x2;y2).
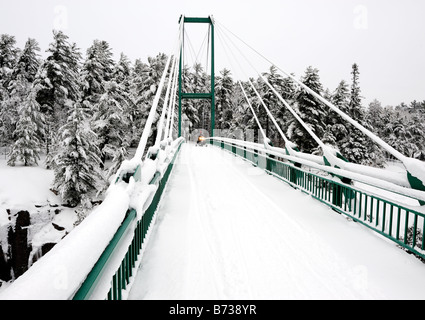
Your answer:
190;63;209;131
0;35;20;145
181;65;199;133
53;102;103;207
128;58;149;146
2;39;42;146
33;31;82;167
259;66;283;140
366;99;385;134
92;81;130;166
215;68;234;131
322;80;350;149
340;63;375;165
10;38;40;84
35;30;81;118
289;66;327;153
0;34;20;94
242;78;263;142
7;89;44;166
80;40;114;107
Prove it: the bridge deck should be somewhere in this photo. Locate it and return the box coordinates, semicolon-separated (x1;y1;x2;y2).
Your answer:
127;143;425;300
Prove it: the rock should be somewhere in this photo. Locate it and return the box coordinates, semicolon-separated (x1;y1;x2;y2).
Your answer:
8;211;32;279
52;223;65;231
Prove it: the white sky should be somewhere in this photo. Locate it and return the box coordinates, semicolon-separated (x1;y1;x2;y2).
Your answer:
1;0;424;107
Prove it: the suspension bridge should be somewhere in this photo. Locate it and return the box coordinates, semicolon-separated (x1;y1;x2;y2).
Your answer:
1;15;425;300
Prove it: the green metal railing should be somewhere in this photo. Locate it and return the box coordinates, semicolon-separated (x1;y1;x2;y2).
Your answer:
73;141;183;300
212;139;425;261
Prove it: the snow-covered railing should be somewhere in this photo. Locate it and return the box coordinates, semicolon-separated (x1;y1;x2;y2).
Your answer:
207;137;425;260
0;138;184;300
72;137;184;300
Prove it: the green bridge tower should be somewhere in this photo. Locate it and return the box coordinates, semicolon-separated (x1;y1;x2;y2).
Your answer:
178;15;215;138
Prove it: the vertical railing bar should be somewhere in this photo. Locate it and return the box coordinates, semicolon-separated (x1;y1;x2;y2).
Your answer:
422;217;425;250
343;187;347;211
376;199;380;227
404;210;409;245
353;190;357;217
389;205;394;238
381;202;387;233
112;274;117;300
117;270;122;300
396;207;401;241
121;261;126;290
412;214;418;249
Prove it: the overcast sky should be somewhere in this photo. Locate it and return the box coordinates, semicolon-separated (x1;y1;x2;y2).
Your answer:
1;0;424;107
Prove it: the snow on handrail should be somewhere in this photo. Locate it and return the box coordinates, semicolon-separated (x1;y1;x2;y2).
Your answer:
206;137;425;204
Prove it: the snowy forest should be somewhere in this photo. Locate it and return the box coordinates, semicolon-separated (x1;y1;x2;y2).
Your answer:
1;29;425;286
1;30;425;208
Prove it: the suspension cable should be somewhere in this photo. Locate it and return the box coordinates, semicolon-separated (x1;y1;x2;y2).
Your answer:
165;52;180;140
216;25;272;143
133;21;182;161
214;18;406;161
238;82;267;142
154;54;178;147
216;21;325;149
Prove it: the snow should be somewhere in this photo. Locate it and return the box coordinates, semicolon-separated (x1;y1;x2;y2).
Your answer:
0;180;131;300
0;155;78;252
209;137;425;203
0;154;79;290
1;141;425;300
127;143;425;300
0;157;57;215
0;137;184;299
404;157;425;187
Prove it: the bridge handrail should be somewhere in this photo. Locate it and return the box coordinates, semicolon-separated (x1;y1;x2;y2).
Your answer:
208;137;425;260
73;137;184;300
205;137;425;203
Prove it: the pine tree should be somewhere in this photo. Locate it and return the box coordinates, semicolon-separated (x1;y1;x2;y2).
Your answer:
243;78;263;142
289;66;327;153
33;31;82;167
80;40;114;107
0;34;20;93
348;63;364;121
112;53;131;86
215;68;234;131
259;66;283;141
92;81;130;166
340;63;374;165
10;38;41;84
35;30;81;118
180;64;199;133
128;58;149;146
190;63;209;131
139;53;169;143
366;99;384;135
53;102;103;207
7;89;44;166
2;38;42;145
322;80;350;149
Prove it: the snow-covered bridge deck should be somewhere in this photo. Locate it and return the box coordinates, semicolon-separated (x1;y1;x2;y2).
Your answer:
127;143;425;300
